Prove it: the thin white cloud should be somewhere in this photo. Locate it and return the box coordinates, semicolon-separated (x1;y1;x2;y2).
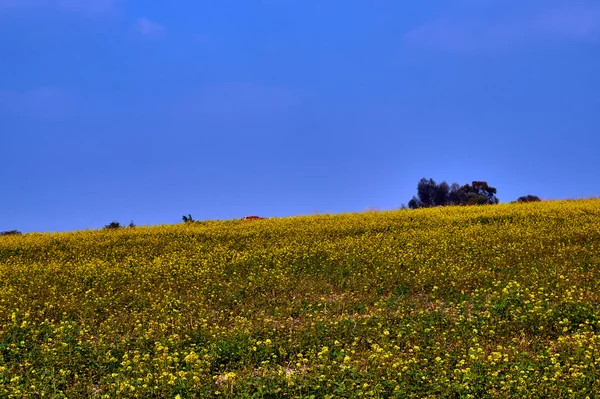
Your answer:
0;87;75;120
134;17;166;37
405;4;600;53
0;0;121;15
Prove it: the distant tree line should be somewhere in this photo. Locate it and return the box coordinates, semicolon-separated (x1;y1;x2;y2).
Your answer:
2;189;547;234
0;230;22;236
103;221;136;230
102;215;196;230
407;178;500;209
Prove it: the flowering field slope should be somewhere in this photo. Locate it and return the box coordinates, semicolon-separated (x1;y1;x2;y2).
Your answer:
1;200;600;398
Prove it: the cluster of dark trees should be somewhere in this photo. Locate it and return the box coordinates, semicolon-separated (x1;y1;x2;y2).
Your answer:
407;178;500;209
0;230;22;236
406;178;543;209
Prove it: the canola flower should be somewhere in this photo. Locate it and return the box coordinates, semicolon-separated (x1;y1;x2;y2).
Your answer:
0;199;600;398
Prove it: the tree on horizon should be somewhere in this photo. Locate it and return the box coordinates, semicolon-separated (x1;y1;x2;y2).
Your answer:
408;178;499;208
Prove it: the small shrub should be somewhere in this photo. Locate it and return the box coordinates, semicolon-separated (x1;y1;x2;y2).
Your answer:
103;221;122;230
517;195;541;203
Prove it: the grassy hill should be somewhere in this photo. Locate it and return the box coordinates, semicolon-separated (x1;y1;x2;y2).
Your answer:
1;199;600;398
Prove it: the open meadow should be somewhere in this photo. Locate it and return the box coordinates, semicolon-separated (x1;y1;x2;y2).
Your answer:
1;199;600;398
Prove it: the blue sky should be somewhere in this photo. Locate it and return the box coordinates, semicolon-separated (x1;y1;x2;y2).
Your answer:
1;0;599;232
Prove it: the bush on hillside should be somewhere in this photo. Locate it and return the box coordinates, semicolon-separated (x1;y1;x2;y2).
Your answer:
103;221;122;230
517;195;541;203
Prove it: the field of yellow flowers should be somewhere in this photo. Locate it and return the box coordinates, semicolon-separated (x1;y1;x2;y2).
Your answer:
1;199;600;398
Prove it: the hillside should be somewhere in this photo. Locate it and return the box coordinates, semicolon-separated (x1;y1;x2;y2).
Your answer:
1;199;600;398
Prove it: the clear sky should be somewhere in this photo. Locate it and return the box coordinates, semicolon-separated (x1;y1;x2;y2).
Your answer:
2;0;599;233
